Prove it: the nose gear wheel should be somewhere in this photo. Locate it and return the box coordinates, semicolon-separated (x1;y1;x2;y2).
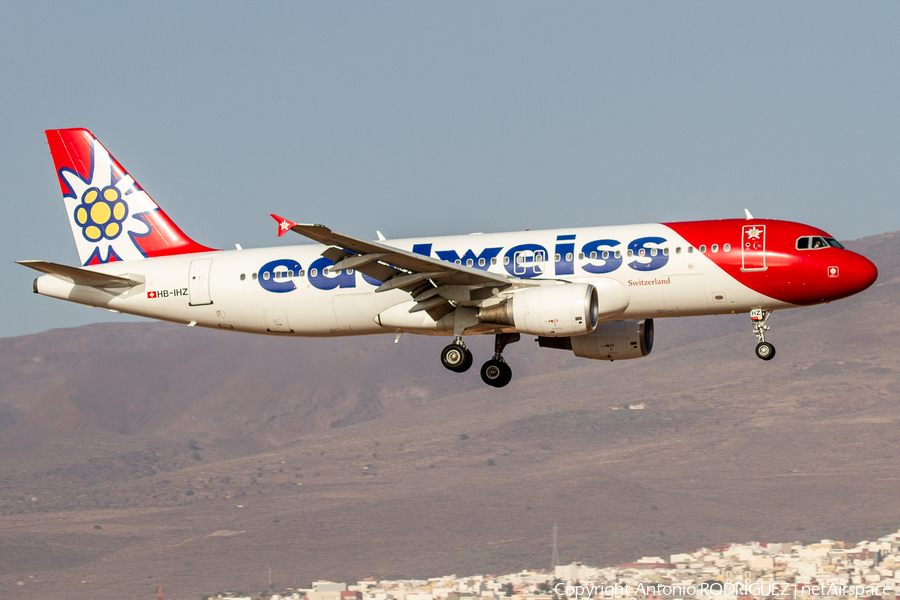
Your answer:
755;341;776;360
750;309;775;361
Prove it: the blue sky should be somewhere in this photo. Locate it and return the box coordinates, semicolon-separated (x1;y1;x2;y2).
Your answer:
2;2;898;338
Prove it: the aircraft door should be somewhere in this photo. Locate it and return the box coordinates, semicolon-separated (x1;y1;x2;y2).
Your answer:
741;225;767;272
188;259;213;305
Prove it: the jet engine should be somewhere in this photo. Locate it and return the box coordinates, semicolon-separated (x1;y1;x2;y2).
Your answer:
479;283;599;337
538;319;654;361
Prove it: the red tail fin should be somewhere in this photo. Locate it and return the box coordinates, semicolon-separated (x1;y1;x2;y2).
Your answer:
46;128;216;265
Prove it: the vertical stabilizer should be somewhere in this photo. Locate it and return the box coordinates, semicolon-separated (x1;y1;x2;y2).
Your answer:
46;128;215;265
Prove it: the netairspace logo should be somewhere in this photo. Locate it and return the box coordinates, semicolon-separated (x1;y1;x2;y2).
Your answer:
552;582;893;599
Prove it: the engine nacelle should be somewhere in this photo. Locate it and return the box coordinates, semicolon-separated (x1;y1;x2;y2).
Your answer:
538;318;654;361
479;283;599;337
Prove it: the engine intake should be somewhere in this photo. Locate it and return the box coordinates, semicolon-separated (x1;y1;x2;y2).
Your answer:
479;283;599;337
538;319;654;361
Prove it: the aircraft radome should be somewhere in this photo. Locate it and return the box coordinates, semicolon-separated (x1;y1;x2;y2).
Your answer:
19;129;878;387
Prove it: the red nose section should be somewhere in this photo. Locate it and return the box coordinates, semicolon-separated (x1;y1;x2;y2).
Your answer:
844;251;878;295
817;251;879;304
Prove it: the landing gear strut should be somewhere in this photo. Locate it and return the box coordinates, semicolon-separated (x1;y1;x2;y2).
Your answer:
751;308;776;361
480;333;519;388
441;338;473;373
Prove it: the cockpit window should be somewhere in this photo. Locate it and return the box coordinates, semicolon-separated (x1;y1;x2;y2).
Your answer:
797;235;842;250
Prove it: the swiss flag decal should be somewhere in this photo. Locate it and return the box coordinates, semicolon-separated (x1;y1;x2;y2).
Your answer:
147;291;158;298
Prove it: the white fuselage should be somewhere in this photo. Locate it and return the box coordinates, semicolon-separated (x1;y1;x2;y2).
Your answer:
34;223;788;337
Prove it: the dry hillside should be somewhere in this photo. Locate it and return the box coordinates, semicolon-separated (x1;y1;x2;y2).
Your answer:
0;232;897;600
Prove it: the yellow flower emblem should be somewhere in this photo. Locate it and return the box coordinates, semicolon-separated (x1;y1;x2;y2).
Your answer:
73;186;128;241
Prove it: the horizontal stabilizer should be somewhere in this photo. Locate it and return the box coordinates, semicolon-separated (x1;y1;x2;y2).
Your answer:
16;260;142;287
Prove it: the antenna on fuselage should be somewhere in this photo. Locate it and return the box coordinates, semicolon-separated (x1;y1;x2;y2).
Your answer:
744;209;754;220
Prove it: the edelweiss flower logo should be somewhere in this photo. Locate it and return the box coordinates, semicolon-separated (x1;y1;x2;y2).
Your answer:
745;227;762;239
73;185;129;241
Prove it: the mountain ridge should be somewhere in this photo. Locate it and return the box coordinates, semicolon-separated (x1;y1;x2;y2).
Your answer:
0;232;896;600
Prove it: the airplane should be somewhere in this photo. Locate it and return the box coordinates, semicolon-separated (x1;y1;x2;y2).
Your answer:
19;129;878;387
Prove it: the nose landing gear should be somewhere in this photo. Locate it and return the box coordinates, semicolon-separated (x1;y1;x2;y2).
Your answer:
751;308;776;361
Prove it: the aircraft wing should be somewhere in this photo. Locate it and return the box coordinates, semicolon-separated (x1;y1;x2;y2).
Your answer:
272;215;516;319
17;260;143;288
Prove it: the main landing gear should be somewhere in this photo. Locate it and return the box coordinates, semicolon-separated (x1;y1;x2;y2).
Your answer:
440;338;473;373
440;333;520;387
480;332;519;388
751;308;776;361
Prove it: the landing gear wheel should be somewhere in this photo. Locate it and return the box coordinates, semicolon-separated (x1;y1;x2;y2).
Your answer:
481;359;512;387
750;309;776;361
755;341;776;361
441;344;473;372
459;347;473;372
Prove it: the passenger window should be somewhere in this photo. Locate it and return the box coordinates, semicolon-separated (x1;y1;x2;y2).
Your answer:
590;251;598;260
662;248;669;256
240;273;246;281
466;259;473;267
699;245;707;253
310;268;317;277
491;257;497;265
650;248;658;257
252;273;258;280
601;251;608;260
299;270;305;277
503;256;510;265
478;258;485;267
566;252;573;261
578;252;584;260
554;253;561;262
724;243;731;252
627;249;634;257
676;247;682;254
455;259;461;265
263;271;270;280
711;244;718;253
615;250;621;259
687;247;694;254
287;270;294;278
